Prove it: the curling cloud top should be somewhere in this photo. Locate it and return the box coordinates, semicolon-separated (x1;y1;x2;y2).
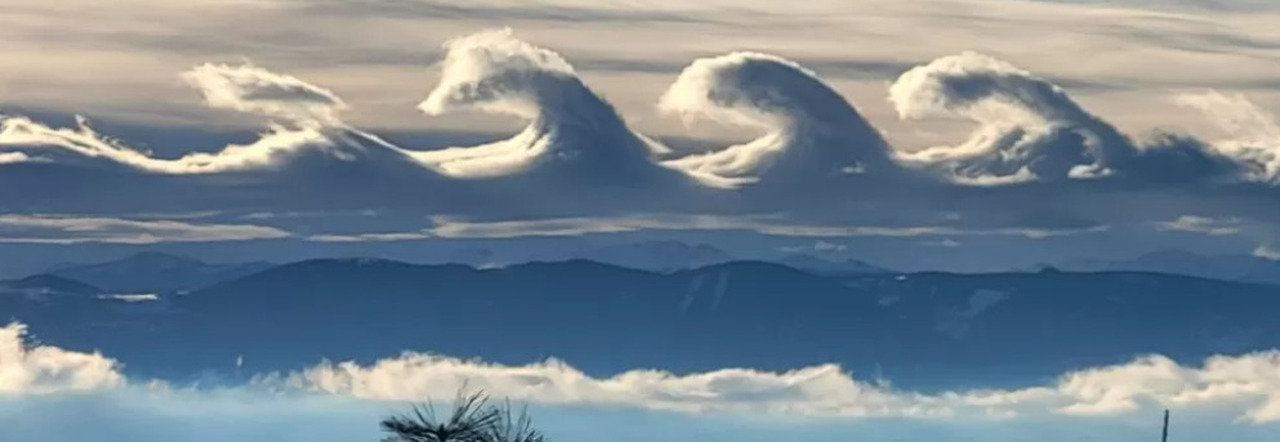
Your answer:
408;29;679;185
659;52;894;188
888;52;1238;185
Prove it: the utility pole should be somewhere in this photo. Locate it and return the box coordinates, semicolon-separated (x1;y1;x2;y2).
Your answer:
1162;409;1170;442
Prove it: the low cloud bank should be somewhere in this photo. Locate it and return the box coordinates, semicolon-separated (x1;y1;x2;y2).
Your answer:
0;322;125;394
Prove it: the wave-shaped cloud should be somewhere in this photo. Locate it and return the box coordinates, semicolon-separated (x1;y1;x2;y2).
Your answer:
0;64;435;175
889;52;1239;185
659;52;894;188
407;29;678;185
3;31;1280;233
0;114;353;174
0;322;125;394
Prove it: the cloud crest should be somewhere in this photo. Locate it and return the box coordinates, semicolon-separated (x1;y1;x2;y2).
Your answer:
889;52;1236;185
659;52;893;188
408;29;676;184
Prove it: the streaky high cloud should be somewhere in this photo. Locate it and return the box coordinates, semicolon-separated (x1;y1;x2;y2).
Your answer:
659;52;894;188
889;52;1237;185
277;347;1280;423
181;63;348;127
0;214;290;244
1155;215;1243;236
408;29;680;185
422;214;1106;239
0;322;125;394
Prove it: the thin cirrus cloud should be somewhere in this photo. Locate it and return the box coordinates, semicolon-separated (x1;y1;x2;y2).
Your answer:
1155;215;1244;236
0;214;290;244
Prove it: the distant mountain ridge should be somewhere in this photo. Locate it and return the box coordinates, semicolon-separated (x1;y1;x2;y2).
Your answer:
1058;250;1280;286
45;252;274;293
9;257;1280;392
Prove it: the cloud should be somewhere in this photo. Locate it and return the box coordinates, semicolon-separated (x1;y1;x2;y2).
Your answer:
0;106;356;175
888;52;1238;185
780;240;848;253
0;214;290;244
1254;243;1280;260
275;347;1280;423
1176;92;1280;183
97;294;160;303
0;152;37;164
4;320;1280;430
181;63;348;126
421;214;1106;239
407;29;679;184
658;52;893;188
0;322;125;395
1156;215;1243;236
306;232;432;242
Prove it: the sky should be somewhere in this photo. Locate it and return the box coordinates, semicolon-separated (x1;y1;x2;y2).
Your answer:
3;0;1280;271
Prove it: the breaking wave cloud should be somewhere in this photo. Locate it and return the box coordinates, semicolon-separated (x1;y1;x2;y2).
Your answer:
0;64;394;175
659;52;894;188
888;52;1241;185
407;29;679;185
2;30;1280;196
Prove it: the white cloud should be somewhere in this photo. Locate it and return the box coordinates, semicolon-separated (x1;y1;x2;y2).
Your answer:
181;63;348;126
422;215;1107;240
276;347;1280;423
657;52;892;188
0;214;290;244
306;232;432;242
406;29;671;181
0;322;126;394
1176;92;1280;182
1155;215;1243;236
780;241;848;253
1254;243;1280;260
0;112;347;174
0;151;38;164
888;52;1128;183
98;294;161;303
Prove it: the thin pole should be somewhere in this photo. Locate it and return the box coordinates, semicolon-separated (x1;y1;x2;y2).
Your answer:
1162;409;1170;442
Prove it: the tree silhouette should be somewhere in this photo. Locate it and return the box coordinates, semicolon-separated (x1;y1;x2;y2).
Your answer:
380;389;545;442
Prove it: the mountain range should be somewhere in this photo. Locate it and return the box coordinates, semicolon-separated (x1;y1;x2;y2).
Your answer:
1055;250;1280;286
44;252;273;293
6;256;1280;392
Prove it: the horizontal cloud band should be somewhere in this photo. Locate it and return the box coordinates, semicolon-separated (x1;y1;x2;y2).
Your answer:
6;321;1280;425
